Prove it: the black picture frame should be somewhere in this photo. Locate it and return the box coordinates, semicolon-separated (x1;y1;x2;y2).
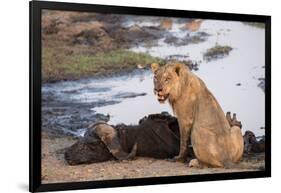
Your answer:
29;1;271;192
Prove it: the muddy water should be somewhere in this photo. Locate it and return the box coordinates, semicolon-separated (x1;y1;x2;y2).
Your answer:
93;70;172;124
43;19;265;137
96;20;265;136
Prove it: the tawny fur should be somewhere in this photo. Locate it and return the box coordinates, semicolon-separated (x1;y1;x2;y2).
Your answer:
151;62;244;168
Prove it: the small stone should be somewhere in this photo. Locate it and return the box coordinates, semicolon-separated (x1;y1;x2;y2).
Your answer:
87;169;93;173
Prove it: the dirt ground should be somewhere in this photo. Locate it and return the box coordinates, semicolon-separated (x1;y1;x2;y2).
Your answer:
41;132;265;184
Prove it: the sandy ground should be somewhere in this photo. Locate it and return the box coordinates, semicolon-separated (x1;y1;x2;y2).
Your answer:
41;132;265;184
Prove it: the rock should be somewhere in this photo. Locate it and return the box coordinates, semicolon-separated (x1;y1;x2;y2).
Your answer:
95;113;110;122
114;92;147;99
128;26;164;45
137;64;145;69
164;32;210;46
167;54;189;61
165;57;199;71
184;19;204;32
159;19;173;30
258;78;265;92
236;83;242;86
203;45;233;61
164;35;180;45
87;169;93;173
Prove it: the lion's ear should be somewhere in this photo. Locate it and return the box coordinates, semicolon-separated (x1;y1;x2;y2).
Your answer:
151;63;160;74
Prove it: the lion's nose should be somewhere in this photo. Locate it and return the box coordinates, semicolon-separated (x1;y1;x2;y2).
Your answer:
154;88;163;93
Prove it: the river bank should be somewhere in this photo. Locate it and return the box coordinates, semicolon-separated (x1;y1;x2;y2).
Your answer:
42;11;218;82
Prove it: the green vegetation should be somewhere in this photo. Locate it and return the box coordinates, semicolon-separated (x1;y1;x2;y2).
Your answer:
42;48;164;82
243;22;265;29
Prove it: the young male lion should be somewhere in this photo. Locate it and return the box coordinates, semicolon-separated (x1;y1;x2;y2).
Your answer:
151;62;244;168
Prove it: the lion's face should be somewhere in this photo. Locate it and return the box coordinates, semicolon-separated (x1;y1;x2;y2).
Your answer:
151;63;183;103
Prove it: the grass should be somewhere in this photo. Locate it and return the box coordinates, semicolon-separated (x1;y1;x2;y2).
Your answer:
42;48;164;82
243;22;265;29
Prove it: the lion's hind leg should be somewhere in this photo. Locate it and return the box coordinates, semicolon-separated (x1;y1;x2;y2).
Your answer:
188;159;201;168
188;159;209;168
191;129;226;168
229;126;244;163
188;158;224;168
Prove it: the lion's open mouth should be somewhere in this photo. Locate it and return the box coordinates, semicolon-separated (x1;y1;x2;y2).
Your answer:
157;94;169;103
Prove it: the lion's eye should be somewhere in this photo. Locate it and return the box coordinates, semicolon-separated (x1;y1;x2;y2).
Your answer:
164;79;169;84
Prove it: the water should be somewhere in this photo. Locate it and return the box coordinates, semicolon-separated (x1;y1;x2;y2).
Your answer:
93;70;173;124
97;20;265;136
43;19;265;136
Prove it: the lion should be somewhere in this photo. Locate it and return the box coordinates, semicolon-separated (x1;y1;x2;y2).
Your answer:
151;62;244;168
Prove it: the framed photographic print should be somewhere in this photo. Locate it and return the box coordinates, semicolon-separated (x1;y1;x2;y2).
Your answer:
29;0;271;192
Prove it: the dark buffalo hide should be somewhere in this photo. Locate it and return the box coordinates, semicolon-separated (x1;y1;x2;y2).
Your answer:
64;112;264;165
65;113;183;165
